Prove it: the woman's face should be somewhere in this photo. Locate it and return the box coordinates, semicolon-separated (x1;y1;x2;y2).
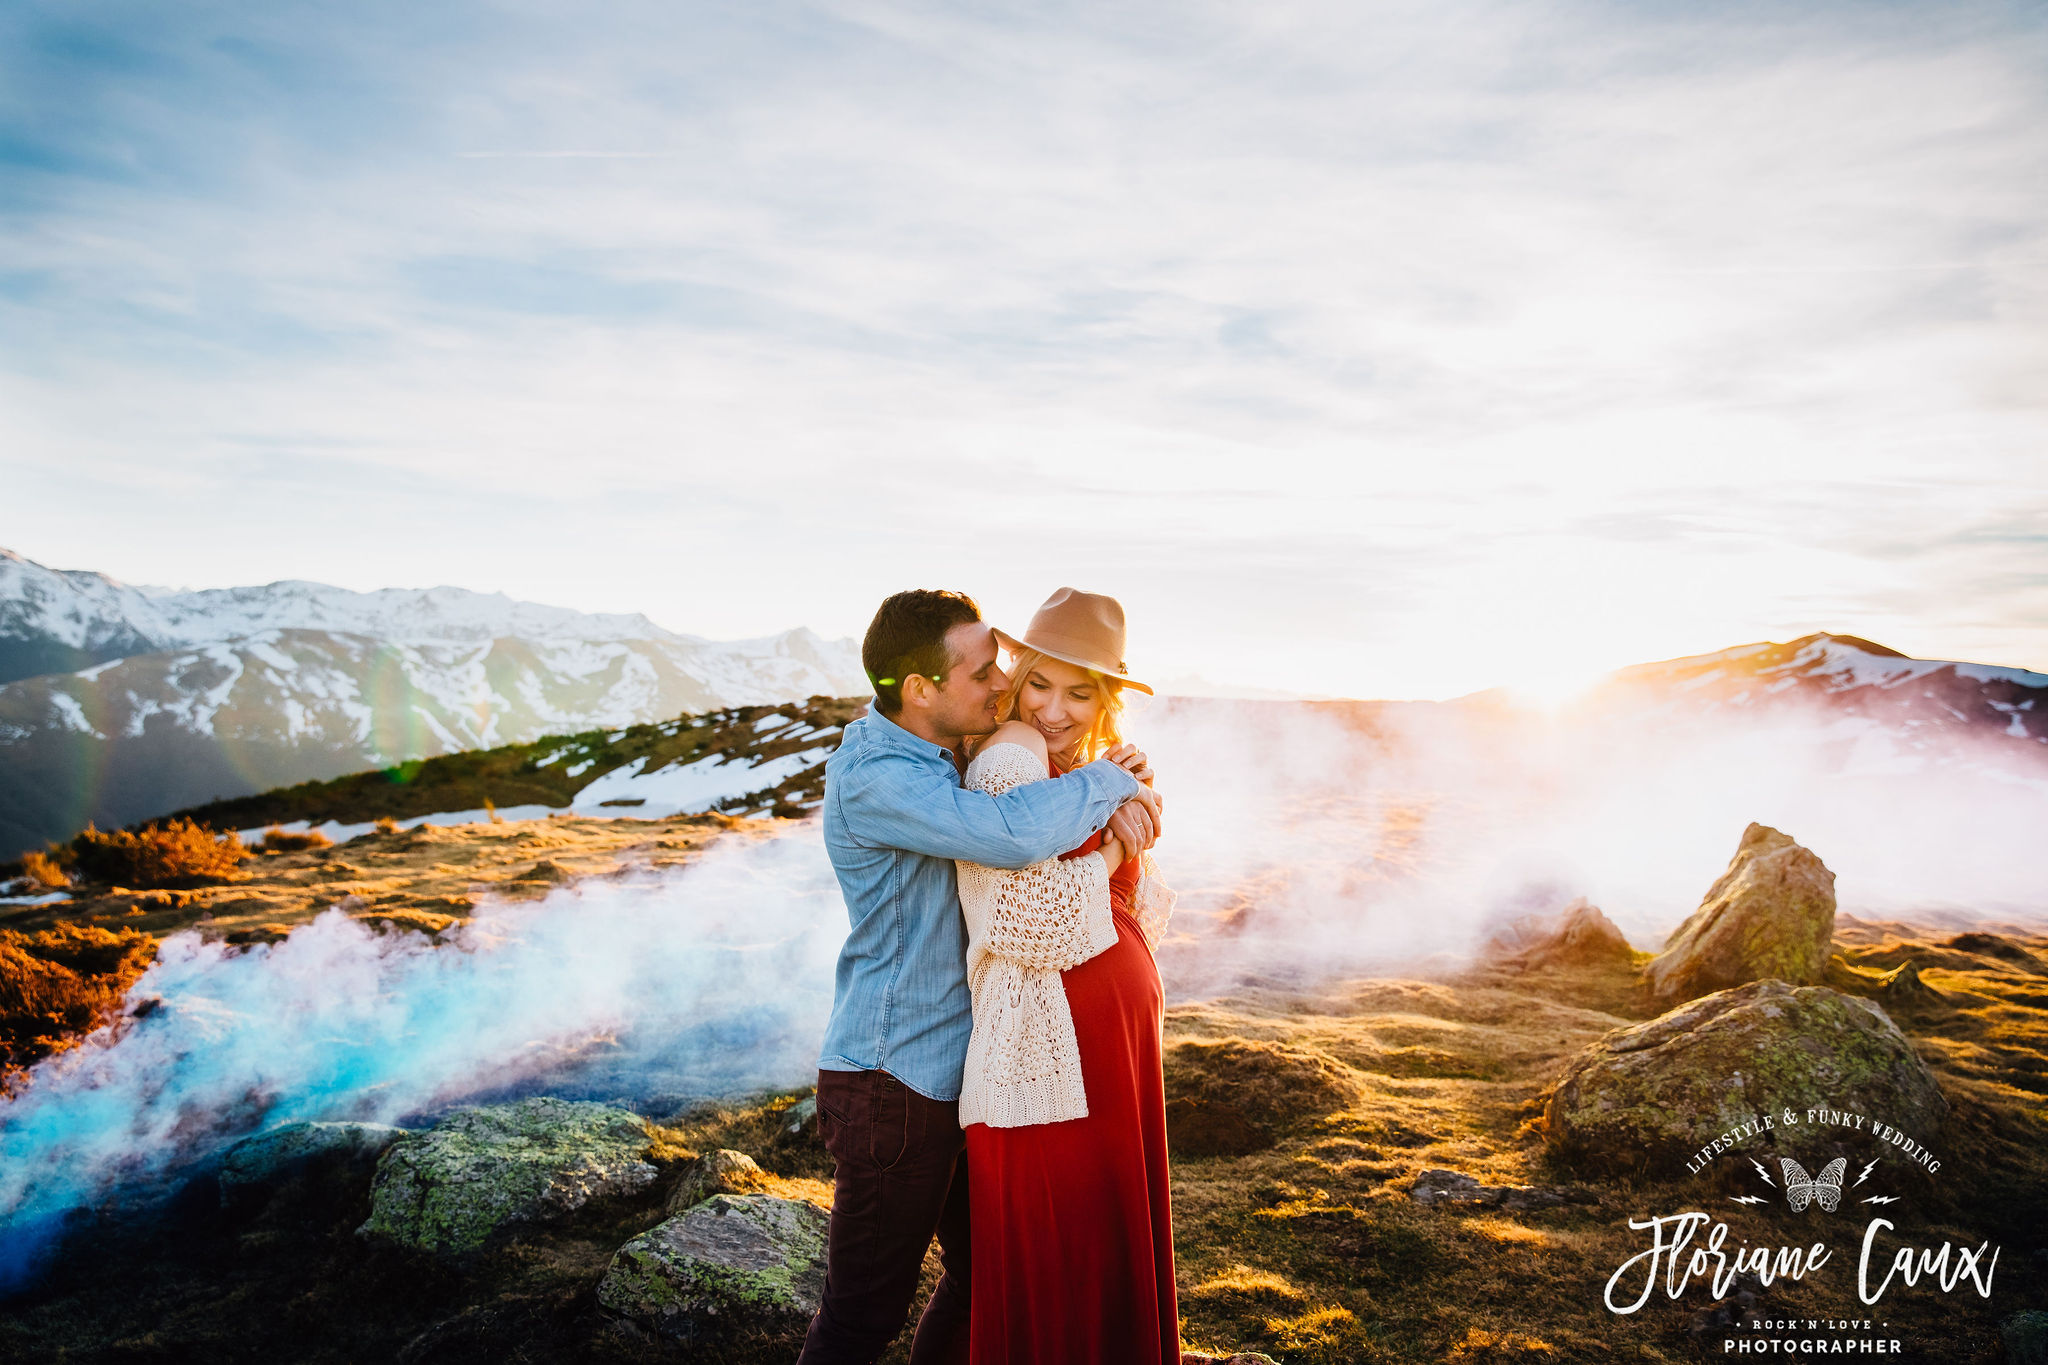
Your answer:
1015;654;1104;761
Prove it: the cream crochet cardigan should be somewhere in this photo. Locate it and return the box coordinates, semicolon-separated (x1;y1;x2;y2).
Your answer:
955;742;1176;1129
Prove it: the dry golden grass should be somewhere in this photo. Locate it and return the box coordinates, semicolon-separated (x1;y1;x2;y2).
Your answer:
0;922;156;1089
19;849;69;889
258;825;333;853
0;809;765;948
69;818;250;887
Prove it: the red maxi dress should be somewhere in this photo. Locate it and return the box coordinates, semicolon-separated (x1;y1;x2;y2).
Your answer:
963;754;1179;1365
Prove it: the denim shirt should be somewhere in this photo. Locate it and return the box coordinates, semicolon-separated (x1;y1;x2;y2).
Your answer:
816;706;1142;1101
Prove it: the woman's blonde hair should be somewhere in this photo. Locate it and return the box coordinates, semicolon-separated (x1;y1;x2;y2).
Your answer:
992;648;1126;766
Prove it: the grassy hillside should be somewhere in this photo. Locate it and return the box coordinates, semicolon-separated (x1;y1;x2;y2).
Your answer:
161;694;865;832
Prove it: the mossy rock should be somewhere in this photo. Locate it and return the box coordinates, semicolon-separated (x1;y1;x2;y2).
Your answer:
219;1120;407;1207
598;1193;828;1341
1164;1038;1358;1156
1643;823;1836;1006
667;1148;771;1215
1543;978;1947;1173
357;1097;657;1254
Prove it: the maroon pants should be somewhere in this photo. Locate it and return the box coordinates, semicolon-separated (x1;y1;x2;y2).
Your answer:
796;1068;972;1365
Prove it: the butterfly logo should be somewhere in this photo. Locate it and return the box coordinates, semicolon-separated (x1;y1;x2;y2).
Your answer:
1780;1156;1847;1213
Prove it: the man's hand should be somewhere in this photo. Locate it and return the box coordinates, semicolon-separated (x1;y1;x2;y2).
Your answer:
1106;785;1163;854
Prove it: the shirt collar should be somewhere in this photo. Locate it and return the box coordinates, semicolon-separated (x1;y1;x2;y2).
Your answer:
861;704;958;766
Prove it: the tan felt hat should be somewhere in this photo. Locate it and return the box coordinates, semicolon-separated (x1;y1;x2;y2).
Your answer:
993;586;1152;695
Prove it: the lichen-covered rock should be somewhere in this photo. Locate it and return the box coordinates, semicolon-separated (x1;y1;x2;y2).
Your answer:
666;1148;770;1216
220;1120;406;1205
1481;897;1635;971
358;1097;657;1254
598;1193;828;1339
1544;979;1947;1173
1643;823;1836;1006
1164;1038;1357;1157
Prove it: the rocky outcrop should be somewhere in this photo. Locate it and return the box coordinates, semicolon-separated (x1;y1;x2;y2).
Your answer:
1642;823;1836;1006
597;1193;829;1339
1164;1038;1358;1157
358;1097;657;1254
219;1120;406;1207
1544;979;1947;1172
1480;898;1635;971
667;1148;771;1215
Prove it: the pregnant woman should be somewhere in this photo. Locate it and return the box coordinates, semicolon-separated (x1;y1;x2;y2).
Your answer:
954;587;1179;1365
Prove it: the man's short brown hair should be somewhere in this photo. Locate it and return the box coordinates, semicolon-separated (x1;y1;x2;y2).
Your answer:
863;589;983;716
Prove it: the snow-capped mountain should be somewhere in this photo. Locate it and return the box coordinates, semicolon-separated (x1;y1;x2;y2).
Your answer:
1580;632;2048;765
0;548;867;856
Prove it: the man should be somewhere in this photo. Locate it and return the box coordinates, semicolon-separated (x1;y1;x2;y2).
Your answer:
796;589;1164;1365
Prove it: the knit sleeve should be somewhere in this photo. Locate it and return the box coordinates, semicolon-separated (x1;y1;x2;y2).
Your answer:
958;744;1119;972
1130;849;1177;953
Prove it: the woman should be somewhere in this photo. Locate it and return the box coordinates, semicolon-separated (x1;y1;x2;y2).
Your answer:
954;586;1178;1365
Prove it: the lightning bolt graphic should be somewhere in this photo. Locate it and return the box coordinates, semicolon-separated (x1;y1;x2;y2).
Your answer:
1854;1159;1879;1187
1862;1195;1900;1205
1729;1195;1769;1206
1751;1158;1775;1186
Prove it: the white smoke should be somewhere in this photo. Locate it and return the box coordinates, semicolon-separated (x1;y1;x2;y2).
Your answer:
1127;693;2048;993
0;824;845;1267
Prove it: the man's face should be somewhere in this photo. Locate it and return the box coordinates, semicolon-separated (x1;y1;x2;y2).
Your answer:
927;621;1009;742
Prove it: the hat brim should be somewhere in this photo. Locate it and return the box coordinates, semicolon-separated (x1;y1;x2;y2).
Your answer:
992;627;1154;695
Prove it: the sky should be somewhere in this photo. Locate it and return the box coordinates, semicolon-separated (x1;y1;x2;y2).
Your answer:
3;0;2045;701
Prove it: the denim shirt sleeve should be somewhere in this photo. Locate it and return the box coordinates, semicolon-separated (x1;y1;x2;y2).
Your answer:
837;750;1141;869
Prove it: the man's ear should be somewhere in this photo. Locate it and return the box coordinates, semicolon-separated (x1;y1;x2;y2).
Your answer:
900;673;935;712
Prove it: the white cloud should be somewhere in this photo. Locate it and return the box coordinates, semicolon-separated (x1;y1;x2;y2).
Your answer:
2;0;2045;696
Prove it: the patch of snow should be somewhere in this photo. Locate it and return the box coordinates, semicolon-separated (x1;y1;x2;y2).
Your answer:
569;747;830;819
237;804;565;848
534;747;572;767
0;891;71;906
1955;661;2048;689
752;712;793;733
46;691;102;737
565;758;595;777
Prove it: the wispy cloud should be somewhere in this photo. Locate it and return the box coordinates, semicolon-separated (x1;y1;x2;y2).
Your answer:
2;0;2045;695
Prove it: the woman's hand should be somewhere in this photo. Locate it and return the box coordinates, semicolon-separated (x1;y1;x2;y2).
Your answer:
1098;830;1126;874
1102;742;1154;785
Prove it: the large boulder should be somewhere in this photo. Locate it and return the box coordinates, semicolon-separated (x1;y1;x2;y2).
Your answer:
219;1120;407;1208
358;1097;657;1254
1544;979;1947;1173
1643;823;1836;1006
1481;897;1635;971
598;1193;829;1340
